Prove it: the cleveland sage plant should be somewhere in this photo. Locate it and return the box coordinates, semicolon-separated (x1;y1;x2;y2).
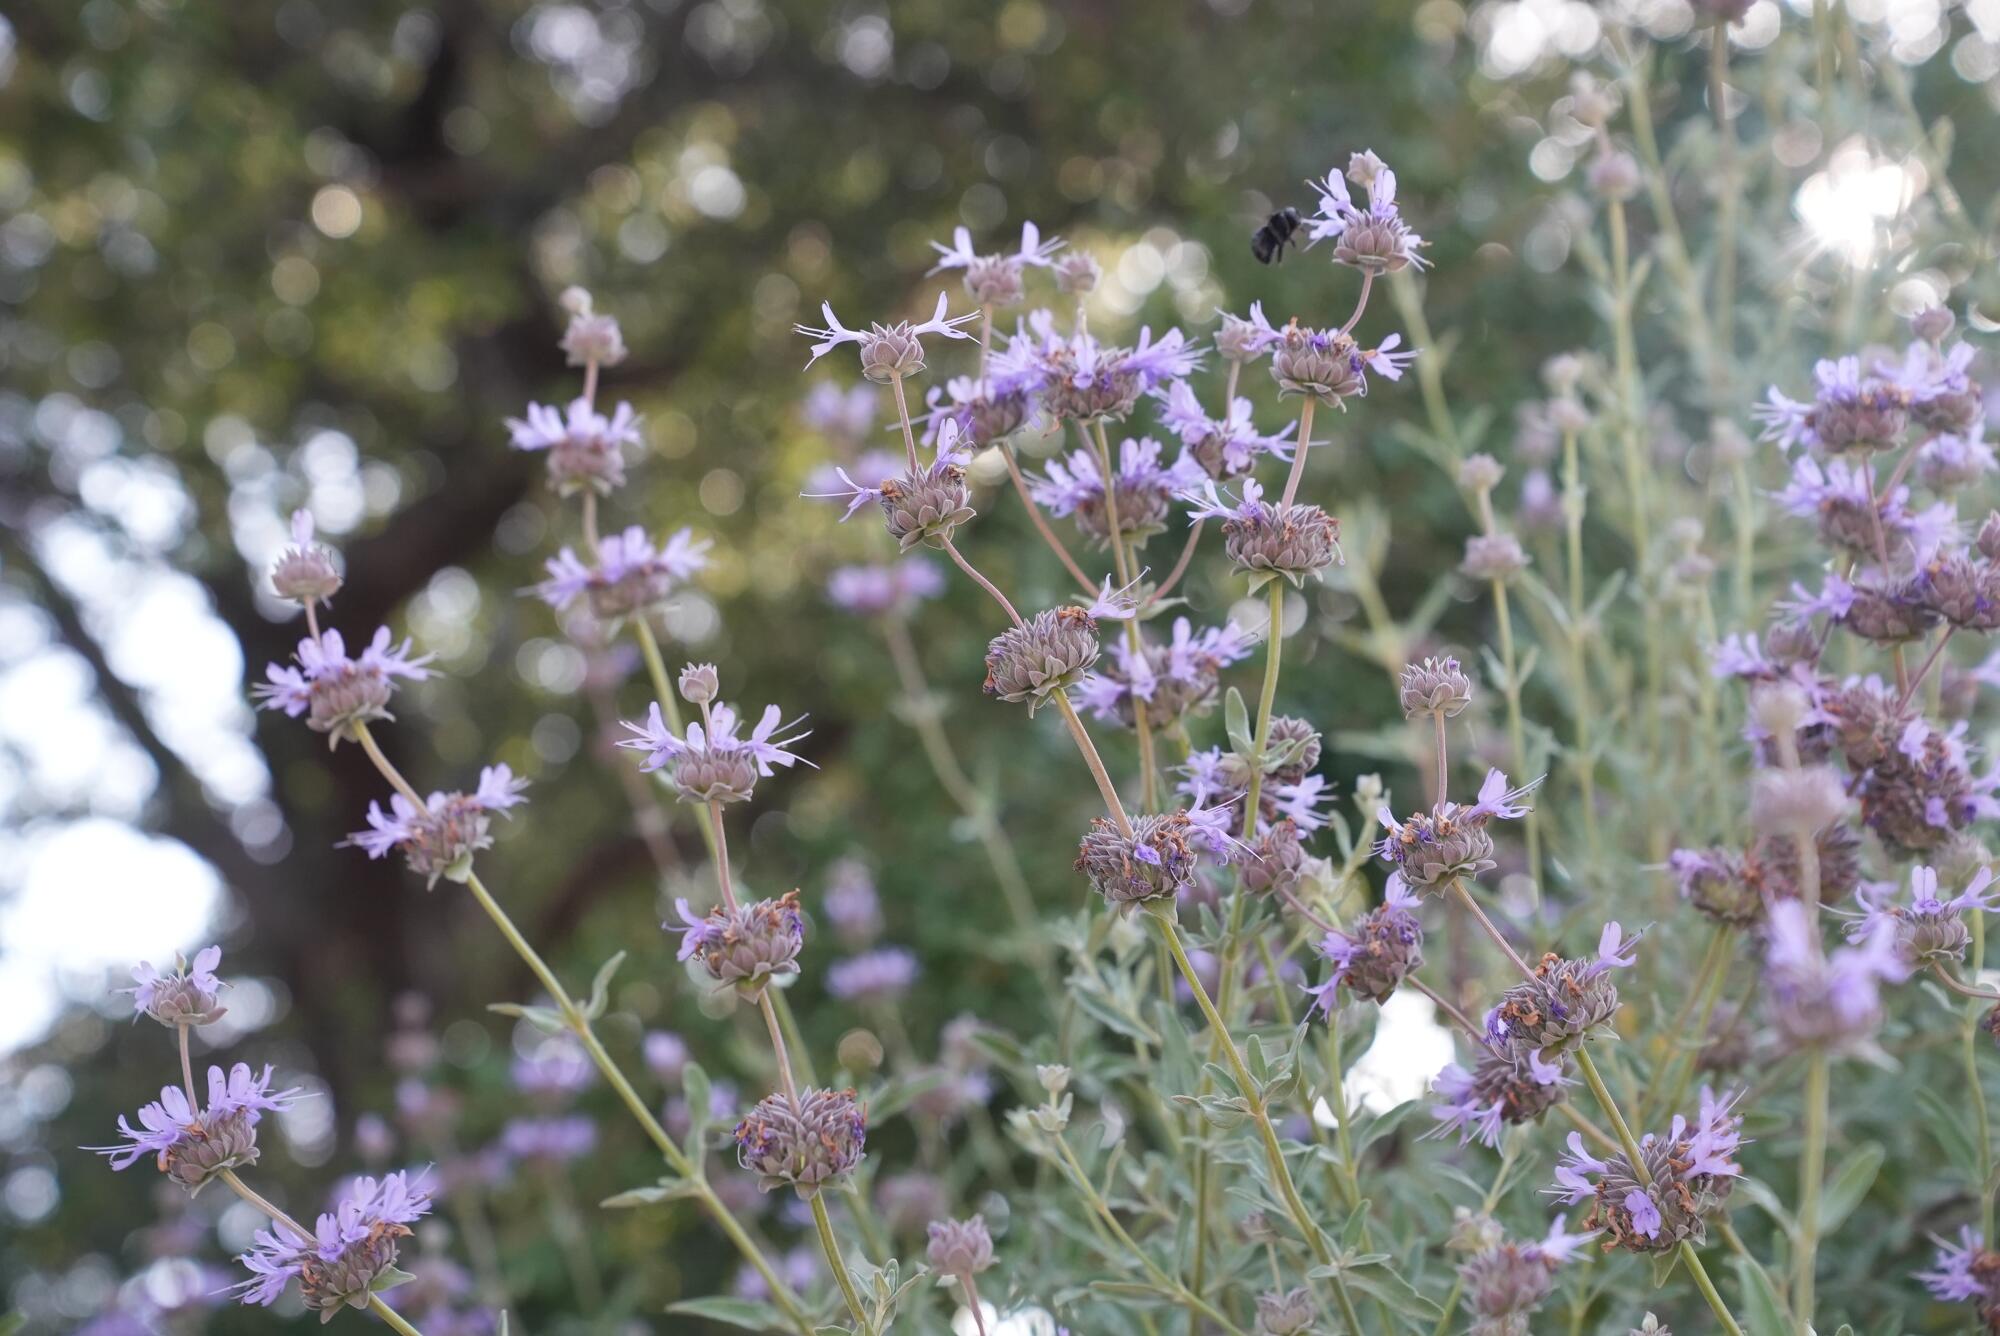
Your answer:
79;6;2000;1334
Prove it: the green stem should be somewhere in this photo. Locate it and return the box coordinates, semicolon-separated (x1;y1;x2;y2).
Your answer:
879;617;1048;978
1561;429;1601;865
368;1297;429;1336
1574;1049;1744;1336
1091;419;1159;814
218;1168;430;1335
812;1192;868;1328
1489;576;1540;899
1324;1004;1362;1212
1240;579;1287;840
1975;913;1995;1243
1794;1050;1829;1335
1150;908;1364;1333
1049;1132;1251;1336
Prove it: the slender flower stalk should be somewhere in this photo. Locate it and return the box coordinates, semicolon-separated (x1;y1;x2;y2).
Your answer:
1087;420;1160;812
1148;904;1363;1330
877;616;1049;978
812;1194;867;1327
1467;472;1541;894
344;722;814;1332
1001;442;1097;594
1794;1050;1829;1334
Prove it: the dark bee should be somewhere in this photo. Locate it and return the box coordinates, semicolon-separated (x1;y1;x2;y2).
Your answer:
1250;207;1303;265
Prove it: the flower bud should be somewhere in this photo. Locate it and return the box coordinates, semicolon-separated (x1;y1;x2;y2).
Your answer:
1459;454;1505;493
673;893;805;997
271;511;343;604
1587;150;1642;201
1549;396;1593;434
1052;250;1101;296
128;947;227;1028
1036;1064;1071;1096
881;464;977;552
1241;820;1306;896
1911;306;1956;343
859;327;928;383
1400;655;1475;720
984;607;1101;711
1979;513;2000;563
1568;73;1620;127
678;662;720;706
1272;325;1365;402
1541;353;1587;396
734;1087;867;1197
1224;502;1342;583
925;1215;995;1276
1461;532;1529;583
1255;1288;1316;1335
1076;811;1202;907
954;254;1022;307
1264;715;1323;782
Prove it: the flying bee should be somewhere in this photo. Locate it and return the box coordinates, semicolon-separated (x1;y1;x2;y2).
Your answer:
1250;206;1303;265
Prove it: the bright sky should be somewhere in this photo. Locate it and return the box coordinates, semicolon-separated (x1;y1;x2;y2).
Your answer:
0;402;363;1057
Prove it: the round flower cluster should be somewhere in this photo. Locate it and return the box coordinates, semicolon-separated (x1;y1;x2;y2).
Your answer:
126;946;228;1028
1550;1089;1744;1254
1073;616;1256;730
1308;878;1424;1006
1182;479;1343;585
734;1087;868;1197
1482;923;1638;1057
94;1063;304;1193
254;627;433;742
620;695;811;805
1030;435;1205;549
344;764;530;887
234;1171;434;1316
1455;1218;1592;1335
506;397;642;495
533;525;711;624
1375;768;1540;892
270;509;343;605
668;891;806;997
1428;1044;1570;1147
984;606;1104;712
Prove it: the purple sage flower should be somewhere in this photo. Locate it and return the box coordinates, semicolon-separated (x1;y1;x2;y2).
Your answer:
271;510;343;605
734;1088;867;1197
795;292;979;383
533;526;711;623
1153;379;1295;482
825;559;945;618
1757;355;1911;455
499;1114;597;1165
820;858;883;947
826;947;919;1005
1304;151;1429;273
127;946;227;1028
1548;1088;1743;1253
93;1063;305;1193
1849;863;1999;966
253;627;433;741
505;398;642;495
233;1170;434;1315
343;765;529;888
928;221;1064;307
1764;900;1910;1052
1427;1045;1570;1147
1073;616;1256;729
619;697;811;804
